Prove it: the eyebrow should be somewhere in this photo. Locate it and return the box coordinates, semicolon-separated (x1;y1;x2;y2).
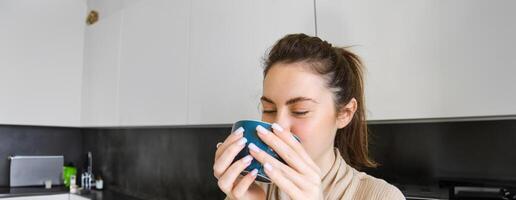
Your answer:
260;96;319;105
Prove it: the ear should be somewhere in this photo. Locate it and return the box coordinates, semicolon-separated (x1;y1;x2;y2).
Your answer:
336;98;358;129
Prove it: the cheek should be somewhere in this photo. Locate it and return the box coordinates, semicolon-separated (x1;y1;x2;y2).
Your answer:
290;118;330;141
290;112;337;144
290;119;315;140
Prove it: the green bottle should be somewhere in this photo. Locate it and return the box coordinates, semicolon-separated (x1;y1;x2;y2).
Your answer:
63;163;77;188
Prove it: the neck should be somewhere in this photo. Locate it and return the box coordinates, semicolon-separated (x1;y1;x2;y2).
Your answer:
314;147;336;179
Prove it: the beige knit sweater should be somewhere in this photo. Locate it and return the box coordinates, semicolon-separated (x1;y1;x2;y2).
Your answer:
267;148;405;200
225;148;405;200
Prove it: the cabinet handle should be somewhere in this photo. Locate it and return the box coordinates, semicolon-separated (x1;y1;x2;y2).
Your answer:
86;10;99;25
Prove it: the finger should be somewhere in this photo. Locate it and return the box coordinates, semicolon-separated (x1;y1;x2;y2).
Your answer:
217;155;253;194
255;125;314;176
215;127;245;159
262;162;303;199
216;127;245;158
271;123;321;175
213;136;247;179
248;142;310;189
231;169;258;198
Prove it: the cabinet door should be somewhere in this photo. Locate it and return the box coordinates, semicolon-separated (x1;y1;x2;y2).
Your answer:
0;0;85;126
81;0;123;127
188;0;316;125
317;0;516;121
117;0;190;126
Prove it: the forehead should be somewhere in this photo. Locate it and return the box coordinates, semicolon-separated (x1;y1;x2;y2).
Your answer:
263;62;328;102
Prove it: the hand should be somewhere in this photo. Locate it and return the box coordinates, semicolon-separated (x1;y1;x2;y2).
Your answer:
248;123;324;200
213;127;266;200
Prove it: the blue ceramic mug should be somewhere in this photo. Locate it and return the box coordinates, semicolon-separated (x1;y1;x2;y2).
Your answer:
231;120;300;183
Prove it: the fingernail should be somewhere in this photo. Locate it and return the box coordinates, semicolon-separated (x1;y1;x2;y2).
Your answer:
250;169;258;176
233;127;244;135
256;125;269;134
248;143;261;153
272;123;284;132
264;163;273;172
242;155;253;163
238;137;247;146
293;135;301;143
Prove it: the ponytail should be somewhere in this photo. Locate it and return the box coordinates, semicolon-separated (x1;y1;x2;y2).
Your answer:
333;47;377;169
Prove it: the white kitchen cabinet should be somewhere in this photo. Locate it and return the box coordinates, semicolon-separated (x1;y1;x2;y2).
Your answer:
187;0;316;125
317;0;516;121
117;0;190;126
0;0;86;127
1;194;69;200
81;0;123;127
84;0;316;126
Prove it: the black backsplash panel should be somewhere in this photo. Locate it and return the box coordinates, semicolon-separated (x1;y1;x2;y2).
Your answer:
2;119;516;199
0;125;83;186
366;119;516;187
82;127;231;200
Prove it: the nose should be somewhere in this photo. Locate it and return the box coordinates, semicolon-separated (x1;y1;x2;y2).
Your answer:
274;110;291;133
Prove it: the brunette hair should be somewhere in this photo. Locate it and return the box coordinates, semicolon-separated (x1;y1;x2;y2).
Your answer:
263;33;377;169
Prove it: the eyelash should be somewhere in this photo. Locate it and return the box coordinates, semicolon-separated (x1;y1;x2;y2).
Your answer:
262;110;309;116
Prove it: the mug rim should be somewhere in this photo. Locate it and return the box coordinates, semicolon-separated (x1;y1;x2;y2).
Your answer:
232;119;272;131
233;119;272;125
232;119;301;142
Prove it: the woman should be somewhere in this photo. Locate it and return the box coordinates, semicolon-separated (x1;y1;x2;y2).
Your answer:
213;33;405;200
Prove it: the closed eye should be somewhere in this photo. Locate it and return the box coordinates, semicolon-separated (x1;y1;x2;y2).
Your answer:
292;111;309;116
262;110;310;117
262;110;276;114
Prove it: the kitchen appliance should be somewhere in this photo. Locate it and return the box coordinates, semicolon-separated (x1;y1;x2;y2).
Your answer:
9;155;64;187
